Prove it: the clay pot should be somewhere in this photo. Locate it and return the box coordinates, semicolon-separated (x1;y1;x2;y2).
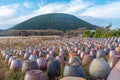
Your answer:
60;77;86;80
19;50;25;57
109;50;117;58
89;58;110;79
33;49;39;55
47;59;61;80
22;60;38;73
90;49;96;58
104;48;110;55
39;51;46;57
8;56;18;65
46;53;53;61
68;56;80;64
29;54;38;61
5;54;12;63
24;52;31;59
10;59;22;72
37;58;47;71
96;50;106;58
24;70;45;80
1;50;9;58
109;45;115;50
82;55;93;67
107;60;120;80
108;55;120;68
69;53;76;57
63;62;84;78
115;47;120;54
56;55;65;64
80;52;87;60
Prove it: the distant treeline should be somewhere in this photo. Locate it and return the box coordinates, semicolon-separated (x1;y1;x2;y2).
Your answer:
0;28;87;36
82;25;120;38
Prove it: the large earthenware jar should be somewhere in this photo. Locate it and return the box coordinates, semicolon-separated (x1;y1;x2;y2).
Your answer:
22;60;38;73
68;56;80;64
89;58;110;79
63;62;84;78
56;55;65;64
8;56;18;65
24;52;31;60
47;59;61;80
108;55;120;68
37;58;47;71
24;70;45;80
5;54;12;63
96;50;106;58
82;55;92;67
10;59;22;72
115;47;120;54
107;60;120;80
29;54;38;61
109;50;117;58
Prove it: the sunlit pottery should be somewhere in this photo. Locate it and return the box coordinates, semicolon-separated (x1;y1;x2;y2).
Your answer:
80;51;87;60
68;56;80;64
77;50;82;56
107;60;120;80
89;58;110;79
56;55;65;64
19;50;25;57
10;59;22;72
24;70;46;80
46;53;53;61
60;77;86;80
108;55;120;68
47;59;61;80
8;56;18;65
115;47;120;54
1;50;10;58
64;62;84;78
5;54;12;63
29;54;38;61
22;60;38;73
96;50;106;58
82;55;93;67
33;49;39;55
37;58;47;71
90;49;96;58
39;51;47;57
104;48;110;55
109;45;115;50
109;50;117;58
24;52;31;59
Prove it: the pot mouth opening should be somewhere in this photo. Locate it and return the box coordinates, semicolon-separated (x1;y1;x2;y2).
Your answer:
27;70;42;75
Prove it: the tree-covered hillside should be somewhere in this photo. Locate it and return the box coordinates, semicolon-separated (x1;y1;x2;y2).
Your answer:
9;13;96;31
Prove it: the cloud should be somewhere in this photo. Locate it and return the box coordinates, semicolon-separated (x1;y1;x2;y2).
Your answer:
0;0;120;29
0;4;18;19
80;1;120;19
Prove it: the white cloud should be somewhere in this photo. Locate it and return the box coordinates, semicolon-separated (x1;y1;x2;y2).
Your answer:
0;0;120;29
0;4;18;19
80;1;120;19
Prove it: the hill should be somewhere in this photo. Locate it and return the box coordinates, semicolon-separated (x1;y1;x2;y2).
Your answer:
9;13;96;31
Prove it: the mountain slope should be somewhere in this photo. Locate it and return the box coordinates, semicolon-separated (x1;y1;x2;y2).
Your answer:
10;13;96;31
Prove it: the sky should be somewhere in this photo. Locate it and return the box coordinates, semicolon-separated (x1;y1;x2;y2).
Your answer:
0;0;120;29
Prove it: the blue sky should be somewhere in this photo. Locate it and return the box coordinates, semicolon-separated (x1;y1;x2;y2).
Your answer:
0;0;120;29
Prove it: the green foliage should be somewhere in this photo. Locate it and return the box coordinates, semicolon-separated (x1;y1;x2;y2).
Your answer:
82;25;120;38
82;30;95;37
9;13;96;31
